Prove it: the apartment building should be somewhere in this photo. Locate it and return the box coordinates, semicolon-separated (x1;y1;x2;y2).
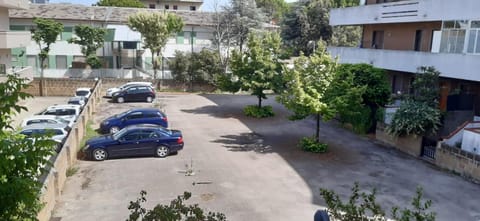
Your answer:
30;0;49;3
9;3;215;78
0;0;31;80
328;0;480;119
141;0;203;11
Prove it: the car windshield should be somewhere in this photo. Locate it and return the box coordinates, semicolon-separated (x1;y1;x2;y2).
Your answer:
112;127;129;140
76;91;89;96
56;117;70;124
116;110;131;118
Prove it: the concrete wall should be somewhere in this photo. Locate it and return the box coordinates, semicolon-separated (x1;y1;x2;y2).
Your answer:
376;124;423;157
436;144;480;182
461;129;480;154
37;79;101;221
23;78;97;96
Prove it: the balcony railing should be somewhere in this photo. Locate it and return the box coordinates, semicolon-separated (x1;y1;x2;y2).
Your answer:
328;46;480;82
0;31;31;49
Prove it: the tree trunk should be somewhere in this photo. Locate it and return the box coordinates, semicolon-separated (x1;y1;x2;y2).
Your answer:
316;113;320;143
39;57;45;96
151;51;156;80
258;96;262;108
368;105;379;134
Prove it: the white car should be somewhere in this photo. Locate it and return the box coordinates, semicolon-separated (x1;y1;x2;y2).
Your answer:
106;82;153;97
75;87;92;99
38;105;82;122
21;115;74;129
19;123;69;145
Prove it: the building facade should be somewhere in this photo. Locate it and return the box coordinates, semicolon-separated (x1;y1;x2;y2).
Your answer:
0;0;31;80
141;0;203;11
329;0;480;128
9;3;215;78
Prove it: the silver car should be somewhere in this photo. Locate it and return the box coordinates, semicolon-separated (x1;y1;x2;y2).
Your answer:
19;123;69;144
106;82;153;97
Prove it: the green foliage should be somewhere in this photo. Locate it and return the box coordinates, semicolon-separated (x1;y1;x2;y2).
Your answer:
66;167;79;177
300;137;328;153
95;0;145;7
334;63;390;133
388;67;442;137
320;183;436;221
0;75;56;220
169;49;224;90
256;0;288;21
277;43;337;141
68;25;106;68
280;0;361;56
229;32;283;108
128;12;183;79
411;66;440;108
387;100;441;137
127;191;226;221
243;105;275;118
31;18;63;76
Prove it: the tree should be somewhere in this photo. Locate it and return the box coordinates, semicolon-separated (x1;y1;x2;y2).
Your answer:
337;64;390;133
68;25;106;69
169;49;223;90
0;75;56;220
256;0;288;22
277;42;337;143
127;191;226;221
387;67;442;137
31;18;63;95
128;12;183;81
320;183;436;221
223;0;266;53
95;0;144;8
228;32;283;110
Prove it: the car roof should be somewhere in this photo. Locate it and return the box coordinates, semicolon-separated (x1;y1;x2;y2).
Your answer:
124;124;168;130
124;82;152;86
46;104;81;110
129;108;162;113
68;96;85;101
24;115;59;120
21;123;67;130
76;88;91;91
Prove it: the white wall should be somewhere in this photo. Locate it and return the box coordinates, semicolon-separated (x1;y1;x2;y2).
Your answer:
461;129;480;155
330;0;480;26
328;47;480;82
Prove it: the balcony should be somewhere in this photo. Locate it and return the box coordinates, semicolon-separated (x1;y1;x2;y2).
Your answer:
0;0;29;9
328;47;480;82
0;66;33;83
0;31;30;49
330;0;480;26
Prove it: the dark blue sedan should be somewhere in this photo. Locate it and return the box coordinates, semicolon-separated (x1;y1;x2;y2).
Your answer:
84;125;183;161
100;108;168;134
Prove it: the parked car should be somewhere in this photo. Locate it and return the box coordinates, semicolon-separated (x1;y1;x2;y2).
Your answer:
106;82;153;97
75;87;92;99
67;96;87;109
112;85;156;103
38;105;81;122
100;108;168;134
19;123;69;145
84;124;184;161
21;115;74;131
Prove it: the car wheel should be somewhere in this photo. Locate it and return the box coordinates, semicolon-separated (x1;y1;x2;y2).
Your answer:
110;126;120;134
146;96;153;103
117;97;125;103
155;145;169;158
92;148;107;161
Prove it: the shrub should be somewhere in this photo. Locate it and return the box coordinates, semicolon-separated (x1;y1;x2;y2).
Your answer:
243;105;275;118
300;137;328;153
387;100;441;137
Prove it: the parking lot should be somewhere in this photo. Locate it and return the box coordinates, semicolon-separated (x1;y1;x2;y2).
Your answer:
51;93;480;221
12;96;69;128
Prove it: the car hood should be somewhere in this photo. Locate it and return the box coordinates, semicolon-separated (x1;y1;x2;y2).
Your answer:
102;116;119;125
86;135;117;147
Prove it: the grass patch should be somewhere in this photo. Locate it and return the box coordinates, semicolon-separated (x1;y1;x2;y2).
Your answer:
300;137;328;153
243;105;275;118
80;120;98;150
66;167;79;177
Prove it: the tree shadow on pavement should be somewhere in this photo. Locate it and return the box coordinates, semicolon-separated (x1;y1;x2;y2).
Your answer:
211;132;273;154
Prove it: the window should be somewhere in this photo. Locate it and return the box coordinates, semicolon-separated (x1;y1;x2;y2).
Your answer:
414;30;423;51
176;32;185;44
165;5;169;9
149;4;155;9
372;31;384;49
56;55;67;69
440;20;468;53
125;112;143;120
0;64;6;75
173;5;178;10
190;6;196;11
127;87;138;93
121;132;142;141
467;20;480;54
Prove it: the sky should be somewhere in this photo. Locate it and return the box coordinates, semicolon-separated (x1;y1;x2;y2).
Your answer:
49;0;298;12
